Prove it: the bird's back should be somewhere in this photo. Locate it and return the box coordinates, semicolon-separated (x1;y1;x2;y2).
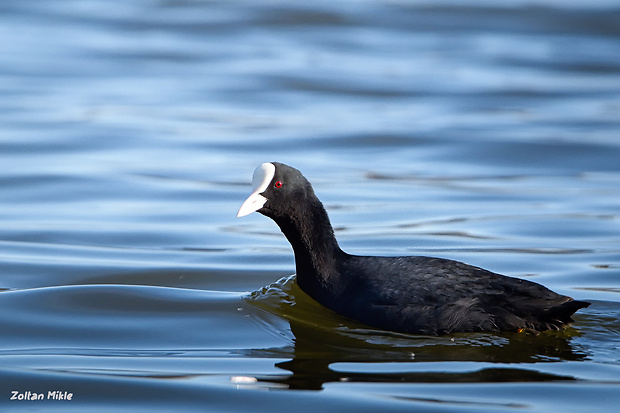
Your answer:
326;255;589;335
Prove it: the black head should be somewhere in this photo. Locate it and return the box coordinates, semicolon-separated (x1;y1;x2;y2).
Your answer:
237;162;315;220
237;162;341;292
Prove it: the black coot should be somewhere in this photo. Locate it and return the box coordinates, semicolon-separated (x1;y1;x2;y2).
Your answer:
237;162;590;335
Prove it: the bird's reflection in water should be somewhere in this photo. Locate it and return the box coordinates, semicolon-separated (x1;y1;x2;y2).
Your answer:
245;275;589;390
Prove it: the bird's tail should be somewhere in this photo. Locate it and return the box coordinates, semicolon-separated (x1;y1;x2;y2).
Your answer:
545;299;590;326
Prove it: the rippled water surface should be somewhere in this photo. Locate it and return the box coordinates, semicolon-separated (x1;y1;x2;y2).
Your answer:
2;0;620;411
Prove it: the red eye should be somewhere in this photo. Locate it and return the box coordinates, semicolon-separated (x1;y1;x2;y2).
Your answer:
274;181;283;188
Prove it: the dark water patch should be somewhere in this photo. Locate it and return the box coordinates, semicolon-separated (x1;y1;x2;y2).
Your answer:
0;284;273;351
2;368;471;413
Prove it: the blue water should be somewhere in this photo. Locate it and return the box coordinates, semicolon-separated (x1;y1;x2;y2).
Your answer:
1;0;620;411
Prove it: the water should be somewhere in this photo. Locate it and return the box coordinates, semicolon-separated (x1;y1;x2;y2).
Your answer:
1;0;620;411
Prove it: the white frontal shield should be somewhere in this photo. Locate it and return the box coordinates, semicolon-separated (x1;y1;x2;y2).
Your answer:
236;163;276;217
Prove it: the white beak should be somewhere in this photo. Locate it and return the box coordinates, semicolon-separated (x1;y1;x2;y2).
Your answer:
237;163;276;217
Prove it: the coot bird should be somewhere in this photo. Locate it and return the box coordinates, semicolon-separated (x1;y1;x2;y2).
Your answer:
237;162;590;335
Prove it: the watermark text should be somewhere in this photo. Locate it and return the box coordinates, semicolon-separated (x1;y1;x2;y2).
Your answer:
10;391;73;401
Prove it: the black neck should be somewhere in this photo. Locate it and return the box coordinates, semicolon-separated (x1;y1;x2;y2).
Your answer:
268;197;343;295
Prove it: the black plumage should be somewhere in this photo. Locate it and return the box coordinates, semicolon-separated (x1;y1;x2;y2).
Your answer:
238;162;590;335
